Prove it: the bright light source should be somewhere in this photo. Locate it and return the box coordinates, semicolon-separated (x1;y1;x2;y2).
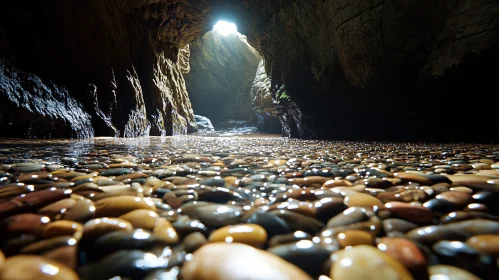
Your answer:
213;20;238;36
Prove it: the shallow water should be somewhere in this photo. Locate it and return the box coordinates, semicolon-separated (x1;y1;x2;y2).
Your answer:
0;135;498;280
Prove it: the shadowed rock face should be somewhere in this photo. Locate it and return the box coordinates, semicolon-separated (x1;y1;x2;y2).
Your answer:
252;0;499;141
250;61;282;134
0;0;198;138
0;0;498;141
0;58;93;138
184;31;262;127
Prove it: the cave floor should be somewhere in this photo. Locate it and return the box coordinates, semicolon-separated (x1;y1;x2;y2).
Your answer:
0;135;498;279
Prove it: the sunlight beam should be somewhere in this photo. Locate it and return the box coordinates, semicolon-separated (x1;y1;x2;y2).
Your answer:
213;20;238;36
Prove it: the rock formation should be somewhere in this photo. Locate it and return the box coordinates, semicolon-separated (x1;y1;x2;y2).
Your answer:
195;115;215;132
0;0;198;138
184;31;262;127
250;61;281;133
0;0;497;141
0;58;93;138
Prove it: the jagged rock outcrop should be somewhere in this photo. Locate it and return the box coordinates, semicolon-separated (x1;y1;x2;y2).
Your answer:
184;31;262;127
178;45;191;75
250;60;281;133
0;0;498;141
0;58;93;138
0;0;197;138
195;115;215;132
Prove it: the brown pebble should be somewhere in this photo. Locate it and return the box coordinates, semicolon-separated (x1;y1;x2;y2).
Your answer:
330;245;413;280
38;198;76;220
119;209;159;230
466;234;499;256
385;201;433;223
436;191;471;207
183;232;207;253
336;230;373;248
0;250;4;268
60;197;95;222
20;236;76;255
94;195;156;217
323;179;353;188
82;217;132;240
428;265;480;280
42;221;83;240
0;255;78;280
1;214;50;238
394;172;432;185
209;224;267;248
181;243;312;280
41;245;78;269
153;218;179;245
344;193;383;209
378;237;427;278
289;176;329;187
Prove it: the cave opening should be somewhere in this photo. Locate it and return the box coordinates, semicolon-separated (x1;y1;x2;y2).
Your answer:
213;20;238;36
183;20;282;135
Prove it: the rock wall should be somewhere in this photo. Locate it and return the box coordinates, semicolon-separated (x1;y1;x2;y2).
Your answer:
249;0;499;141
250;60;282;133
184;31;262;127
0;0;497;141
0;0;197;138
0;58;93;138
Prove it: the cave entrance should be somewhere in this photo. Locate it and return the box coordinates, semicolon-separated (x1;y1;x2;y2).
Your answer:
213;20;238;36
183;20;282;135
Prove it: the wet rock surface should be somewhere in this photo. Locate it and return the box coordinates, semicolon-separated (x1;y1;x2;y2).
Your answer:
0;58;93;138
249;60;282;133
0;136;498;279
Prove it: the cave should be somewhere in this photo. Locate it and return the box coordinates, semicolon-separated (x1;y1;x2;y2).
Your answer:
1;0;496;141
0;1;499;279
183;20;281;134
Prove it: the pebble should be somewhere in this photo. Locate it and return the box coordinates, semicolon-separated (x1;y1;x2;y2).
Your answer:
394;172;433;185
377;237;428;279
183;232;207;253
432;240;496;278
344;192;384;209
382;218;418;233
209;224;267;248
268;231;312;247
78;249;168;279
336;229;373;248
466;234;499;256
407;219;499;244
94;195;156;217
1;213;50;238
119;209;159;230
182;243;312;280
330;245;413;280
268;240;332;277
82;217;133;241
0;255;78;280
428;265;480;280
152;218;179;244
0;136;497;279
244;210;291;237
181;203;243;227
12;163;44;173
42;220;83;240
385;201;433;223
436;191;471;207
20;236;77;255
